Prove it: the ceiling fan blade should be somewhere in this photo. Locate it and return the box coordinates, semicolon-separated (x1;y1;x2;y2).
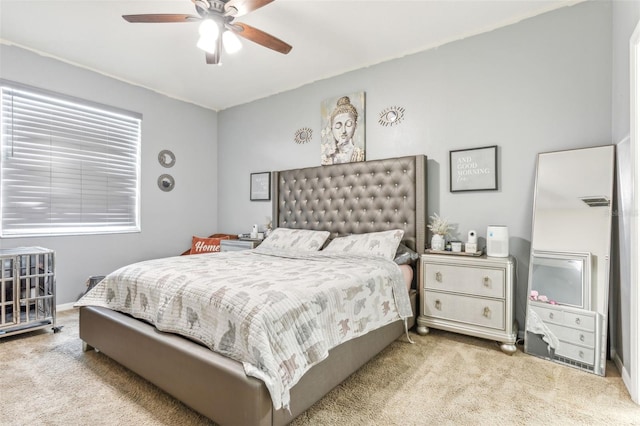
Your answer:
224;0;274;17
232;22;292;54
122;14;200;23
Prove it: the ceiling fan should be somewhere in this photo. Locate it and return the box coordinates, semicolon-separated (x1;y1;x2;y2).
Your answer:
123;0;292;65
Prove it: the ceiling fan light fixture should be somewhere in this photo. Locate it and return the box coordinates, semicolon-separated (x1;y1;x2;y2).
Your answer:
197;19;220;54
197;35;218;54
198;18;219;39
223;31;242;54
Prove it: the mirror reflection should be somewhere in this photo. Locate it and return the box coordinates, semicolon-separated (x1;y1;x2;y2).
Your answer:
525;145;615;376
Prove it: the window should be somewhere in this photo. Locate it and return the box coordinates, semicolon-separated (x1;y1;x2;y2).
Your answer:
0;81;141;237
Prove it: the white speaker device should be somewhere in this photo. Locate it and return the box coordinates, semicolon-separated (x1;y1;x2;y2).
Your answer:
467;230;478;245
487;225;509;257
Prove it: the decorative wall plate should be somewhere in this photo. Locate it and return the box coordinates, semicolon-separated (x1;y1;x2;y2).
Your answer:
378;106;405;127
294;127;312;144
158;174;175;192
158;149;176;168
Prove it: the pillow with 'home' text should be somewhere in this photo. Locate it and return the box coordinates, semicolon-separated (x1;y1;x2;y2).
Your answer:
189;236;230;254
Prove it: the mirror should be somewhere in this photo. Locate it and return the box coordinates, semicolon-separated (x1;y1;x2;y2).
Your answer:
525;145;615;376
377;106;405;127
385;111;398;122
294;127;312;144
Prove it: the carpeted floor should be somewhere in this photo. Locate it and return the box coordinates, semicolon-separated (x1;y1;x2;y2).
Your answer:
2;309;639;425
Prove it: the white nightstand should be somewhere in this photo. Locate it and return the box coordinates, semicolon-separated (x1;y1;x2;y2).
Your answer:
220;239;262;252
416;253;518;355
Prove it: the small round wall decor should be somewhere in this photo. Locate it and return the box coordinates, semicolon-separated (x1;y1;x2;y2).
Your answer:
158;174;175;192
378;106;405;127
158;149;176;168
294;127;313;144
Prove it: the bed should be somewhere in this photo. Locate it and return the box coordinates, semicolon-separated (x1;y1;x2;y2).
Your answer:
77;154;427;425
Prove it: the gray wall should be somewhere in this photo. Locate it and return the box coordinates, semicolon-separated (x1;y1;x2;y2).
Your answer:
0;45;219;305
611;0;640;381
218;1;612;337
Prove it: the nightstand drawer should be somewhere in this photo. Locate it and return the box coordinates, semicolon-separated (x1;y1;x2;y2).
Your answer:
424;290;505;330
423;263;505;299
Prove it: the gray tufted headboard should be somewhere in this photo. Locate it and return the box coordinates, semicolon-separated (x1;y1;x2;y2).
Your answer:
272;155;427;252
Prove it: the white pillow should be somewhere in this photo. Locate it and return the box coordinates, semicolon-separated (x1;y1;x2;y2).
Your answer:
323;229;405;260
259;228;330;252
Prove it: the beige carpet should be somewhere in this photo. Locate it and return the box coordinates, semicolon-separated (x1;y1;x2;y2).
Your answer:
1;310;639;426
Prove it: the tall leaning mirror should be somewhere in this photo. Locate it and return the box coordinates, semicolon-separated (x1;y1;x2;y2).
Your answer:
524;145;615;376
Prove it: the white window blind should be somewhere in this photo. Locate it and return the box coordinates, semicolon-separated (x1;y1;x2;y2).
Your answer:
0;81;141;237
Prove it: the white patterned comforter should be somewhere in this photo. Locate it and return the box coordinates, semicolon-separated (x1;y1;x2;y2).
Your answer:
75;247;412;409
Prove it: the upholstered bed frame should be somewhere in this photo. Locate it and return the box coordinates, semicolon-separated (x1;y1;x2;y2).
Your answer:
79;154;427;426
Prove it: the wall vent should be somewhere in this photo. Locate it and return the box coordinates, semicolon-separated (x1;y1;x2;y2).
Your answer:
580;196;610;207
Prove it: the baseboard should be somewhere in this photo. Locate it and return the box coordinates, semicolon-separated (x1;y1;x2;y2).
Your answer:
56;302;76;312
614;351;632;394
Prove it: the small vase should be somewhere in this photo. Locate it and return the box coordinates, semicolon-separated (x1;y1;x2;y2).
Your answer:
431;234;445;251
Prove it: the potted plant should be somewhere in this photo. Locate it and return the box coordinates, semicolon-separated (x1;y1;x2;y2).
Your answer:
428;213;453;250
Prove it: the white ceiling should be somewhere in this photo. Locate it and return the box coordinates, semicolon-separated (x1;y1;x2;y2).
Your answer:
0;0;583;111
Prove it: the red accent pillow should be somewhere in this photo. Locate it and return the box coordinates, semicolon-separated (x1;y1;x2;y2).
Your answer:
189;236;230;255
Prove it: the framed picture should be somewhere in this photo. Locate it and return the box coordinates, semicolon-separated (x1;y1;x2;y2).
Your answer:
250;172;271;201
320;91;366;165
449;145;498;192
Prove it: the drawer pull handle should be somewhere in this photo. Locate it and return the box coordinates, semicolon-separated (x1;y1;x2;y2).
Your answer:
483;307;491;318
575;318;581;325
579;350;584;359
548;312;554;320
483;276;490;287
580;334;585;342
435;272;442;283
435;300;441;310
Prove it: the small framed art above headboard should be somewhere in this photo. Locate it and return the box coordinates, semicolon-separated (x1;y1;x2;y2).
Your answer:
272;155;427;252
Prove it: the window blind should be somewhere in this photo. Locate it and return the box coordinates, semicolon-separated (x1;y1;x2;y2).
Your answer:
0;82;141;237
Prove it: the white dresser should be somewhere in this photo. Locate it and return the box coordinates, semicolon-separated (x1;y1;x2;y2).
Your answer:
416;253;518;355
